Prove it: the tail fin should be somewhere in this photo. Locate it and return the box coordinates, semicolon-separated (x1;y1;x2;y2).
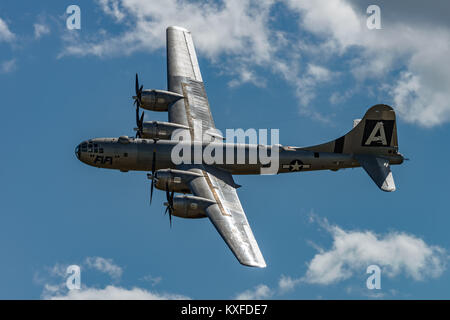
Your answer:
303;104;398;156
302;104;402;192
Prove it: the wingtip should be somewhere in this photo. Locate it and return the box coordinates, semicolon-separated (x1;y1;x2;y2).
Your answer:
241;260;267;268
167;26;190;33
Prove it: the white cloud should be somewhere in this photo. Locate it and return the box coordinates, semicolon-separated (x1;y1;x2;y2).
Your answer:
307;64;332;82
85;256;123;280
61;0;275;63
0;18;15;42
58;0;450;127
302;217;447;285
278;275;300;293
98;0;126;22
0;59;16;73
286;0;450;127
34;23;50;39
45;285;188;300
234;284;273;300
228;67;267;88
234;215;447;298
39;257;187;300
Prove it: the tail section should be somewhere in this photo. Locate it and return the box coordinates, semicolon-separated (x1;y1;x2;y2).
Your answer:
303;104;398;156
302;104;403;192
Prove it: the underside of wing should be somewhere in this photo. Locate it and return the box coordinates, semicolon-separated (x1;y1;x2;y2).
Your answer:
181;165;266;268
166;26;220;141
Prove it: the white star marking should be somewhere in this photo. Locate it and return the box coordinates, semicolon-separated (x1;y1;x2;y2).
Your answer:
291;160;302;171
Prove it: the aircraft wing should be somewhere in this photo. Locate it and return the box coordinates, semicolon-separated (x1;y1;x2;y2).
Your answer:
166;26;222;141
165;26;265;267
179;165;266;268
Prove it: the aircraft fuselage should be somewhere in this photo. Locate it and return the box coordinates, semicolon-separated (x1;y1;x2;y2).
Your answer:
75;137;403;175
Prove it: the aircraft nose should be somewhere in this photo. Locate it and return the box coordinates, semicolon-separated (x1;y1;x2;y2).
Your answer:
75;144;81;159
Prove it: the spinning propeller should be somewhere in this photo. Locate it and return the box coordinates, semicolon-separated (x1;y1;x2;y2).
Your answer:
164;182;175;227
149;150;156;204
133;74;174;227
134;73;144;138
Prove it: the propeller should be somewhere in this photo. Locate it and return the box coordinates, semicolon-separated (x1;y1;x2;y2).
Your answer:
149;150;156;204
134;73;144;138
164;182;175;227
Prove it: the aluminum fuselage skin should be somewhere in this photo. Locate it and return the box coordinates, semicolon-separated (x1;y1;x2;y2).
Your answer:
75;138;403;174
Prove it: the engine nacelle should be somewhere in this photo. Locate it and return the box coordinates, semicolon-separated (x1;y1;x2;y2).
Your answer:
139;121;189;140
171;195;216;219
139;89;184;112
148;169;203;194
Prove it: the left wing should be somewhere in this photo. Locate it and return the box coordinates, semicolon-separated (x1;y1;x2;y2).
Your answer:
166;26;222;141
181;165;266;268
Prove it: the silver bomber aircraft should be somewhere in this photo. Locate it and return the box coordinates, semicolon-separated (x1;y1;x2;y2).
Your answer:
75;26;404;268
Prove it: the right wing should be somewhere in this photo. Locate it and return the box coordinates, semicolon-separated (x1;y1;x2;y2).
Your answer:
181;165;267;268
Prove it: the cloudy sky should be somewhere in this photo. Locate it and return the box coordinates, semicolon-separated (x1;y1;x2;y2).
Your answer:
1;0;449;299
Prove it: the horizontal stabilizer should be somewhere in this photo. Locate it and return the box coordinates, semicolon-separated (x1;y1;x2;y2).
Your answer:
355;155;396;192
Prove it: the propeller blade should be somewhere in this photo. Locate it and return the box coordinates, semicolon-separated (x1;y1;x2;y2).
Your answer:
164;181;174;228
133;73;144;138
150;151;156;205
163;202;173;227
135;74;143;103
135;107;140;126
150;179;154;204
135;73;140;97
165;182;170;204
139;112;144;126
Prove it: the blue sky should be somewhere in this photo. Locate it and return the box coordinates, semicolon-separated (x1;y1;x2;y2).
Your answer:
1;0;450;299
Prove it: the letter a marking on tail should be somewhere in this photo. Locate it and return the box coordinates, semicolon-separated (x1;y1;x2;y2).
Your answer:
365;121;387;146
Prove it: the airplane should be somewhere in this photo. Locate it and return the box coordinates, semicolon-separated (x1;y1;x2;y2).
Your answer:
75;26;404;268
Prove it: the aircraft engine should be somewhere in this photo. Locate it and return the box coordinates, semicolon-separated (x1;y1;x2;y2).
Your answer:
148;169;202;194
139;89;184;112
138;121;189;140
169;195;215;219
